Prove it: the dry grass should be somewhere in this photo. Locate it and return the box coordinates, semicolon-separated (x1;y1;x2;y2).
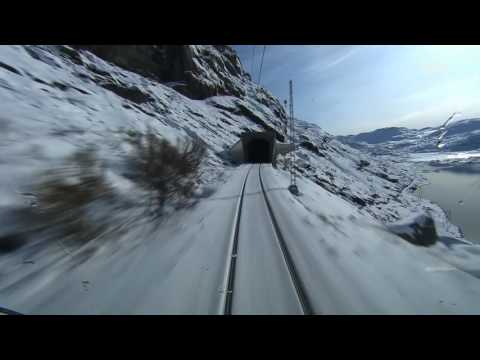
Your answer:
35;147;113;244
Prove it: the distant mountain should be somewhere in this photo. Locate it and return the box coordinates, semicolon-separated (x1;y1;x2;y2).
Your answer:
337;118;480;153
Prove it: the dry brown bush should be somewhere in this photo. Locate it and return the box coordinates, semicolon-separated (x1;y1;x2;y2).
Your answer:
35;147;113;244
127;131;207;215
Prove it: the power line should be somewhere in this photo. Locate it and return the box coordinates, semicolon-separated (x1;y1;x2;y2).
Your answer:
251;45;256;79
258;45;267;85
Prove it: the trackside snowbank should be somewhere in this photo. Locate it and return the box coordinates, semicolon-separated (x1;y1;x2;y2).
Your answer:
261;165;480;314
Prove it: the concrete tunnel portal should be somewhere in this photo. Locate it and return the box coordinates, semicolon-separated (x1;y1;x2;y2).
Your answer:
229;131;294;165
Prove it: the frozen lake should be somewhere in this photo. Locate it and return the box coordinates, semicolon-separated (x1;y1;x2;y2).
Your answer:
416;161;480;244
409;150;480;163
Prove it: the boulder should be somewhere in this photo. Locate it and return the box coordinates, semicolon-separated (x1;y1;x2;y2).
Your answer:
387;213;438;246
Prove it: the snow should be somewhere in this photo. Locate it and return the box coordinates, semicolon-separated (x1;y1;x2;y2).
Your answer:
0;166;250;314
232;165;303;314
2;163;480;314
260;165;480;314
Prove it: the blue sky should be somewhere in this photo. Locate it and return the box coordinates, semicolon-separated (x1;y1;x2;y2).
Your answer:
232;45;480;135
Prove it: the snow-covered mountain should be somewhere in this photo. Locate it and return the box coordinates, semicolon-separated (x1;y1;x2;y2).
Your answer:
2;45;480;314
337;119;480;154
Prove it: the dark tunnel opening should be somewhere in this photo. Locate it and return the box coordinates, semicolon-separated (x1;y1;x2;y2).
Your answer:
246;139;272;163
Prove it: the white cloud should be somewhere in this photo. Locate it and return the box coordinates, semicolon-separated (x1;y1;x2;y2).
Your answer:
392;95;480;128
301;45;362;74
234;45;480;134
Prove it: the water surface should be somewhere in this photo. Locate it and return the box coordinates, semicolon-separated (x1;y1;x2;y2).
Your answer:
416;162;480;243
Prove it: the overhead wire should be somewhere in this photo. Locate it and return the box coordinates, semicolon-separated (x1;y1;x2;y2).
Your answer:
251;45;256;79
258;45;267;85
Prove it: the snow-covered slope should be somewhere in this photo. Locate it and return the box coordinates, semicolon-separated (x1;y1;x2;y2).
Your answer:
0;45;285;207
278;119;462;239
1;45;479;314
337;118;480;154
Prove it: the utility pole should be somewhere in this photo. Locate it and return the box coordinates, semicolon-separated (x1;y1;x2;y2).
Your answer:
281;99;289;172
288;80;299;195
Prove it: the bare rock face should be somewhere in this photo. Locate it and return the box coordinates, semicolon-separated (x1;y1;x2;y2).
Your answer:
73;45;248;100
73;45;186;82
72;45;288;131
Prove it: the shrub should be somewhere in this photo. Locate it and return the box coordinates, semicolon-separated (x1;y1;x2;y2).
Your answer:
35;147;113;245
26;132;206;251
127;131;207;215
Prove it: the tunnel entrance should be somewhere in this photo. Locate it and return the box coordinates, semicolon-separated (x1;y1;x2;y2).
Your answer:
246;139;271;163
229;131;276;164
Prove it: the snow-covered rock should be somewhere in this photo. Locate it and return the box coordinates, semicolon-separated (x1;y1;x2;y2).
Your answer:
387;213;438;246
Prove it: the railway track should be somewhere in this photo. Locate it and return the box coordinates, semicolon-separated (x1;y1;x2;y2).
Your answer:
221;164;313;315
222;165;253;315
